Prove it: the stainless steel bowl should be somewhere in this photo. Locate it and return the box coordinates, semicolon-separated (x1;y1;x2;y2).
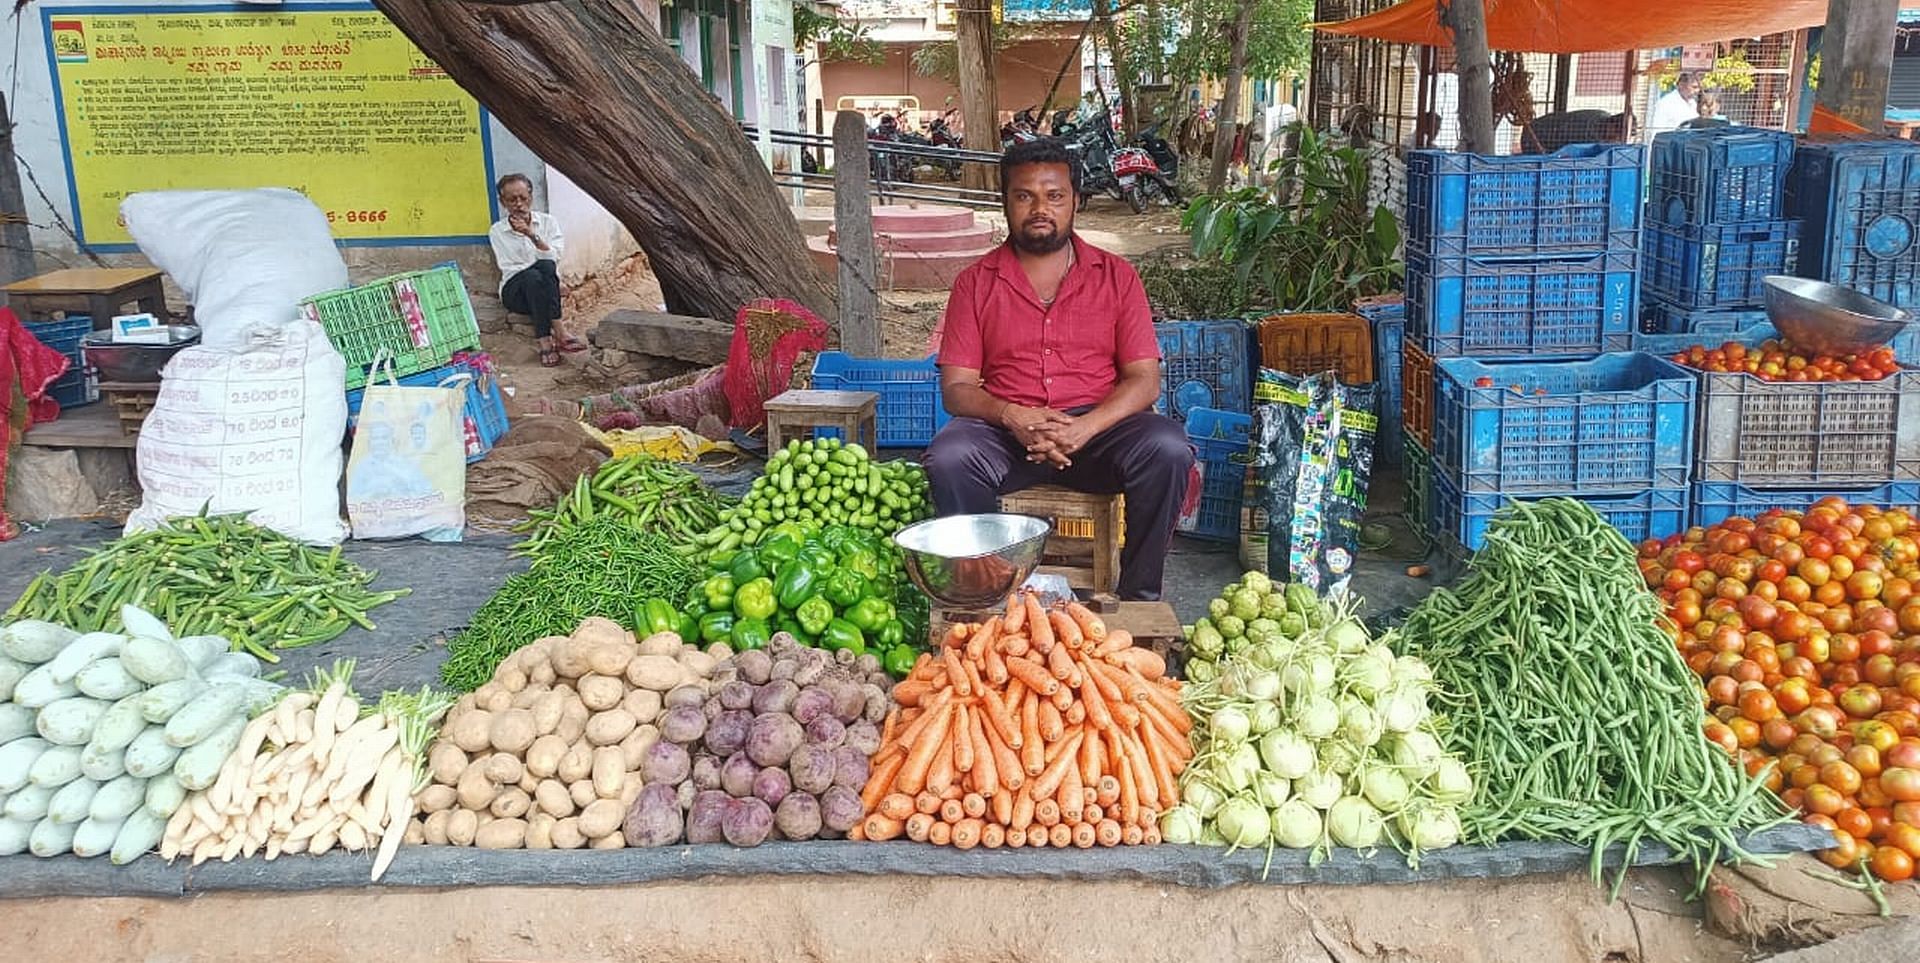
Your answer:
1762;276;1913;357
893;513;1051;608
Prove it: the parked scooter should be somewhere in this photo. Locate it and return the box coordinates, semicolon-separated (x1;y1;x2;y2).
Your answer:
999;106;1042;150
1135;122;1181;181
927;113;965;180
868;114;916;184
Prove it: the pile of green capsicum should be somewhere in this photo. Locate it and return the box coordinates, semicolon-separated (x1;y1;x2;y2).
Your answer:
637;524;926;676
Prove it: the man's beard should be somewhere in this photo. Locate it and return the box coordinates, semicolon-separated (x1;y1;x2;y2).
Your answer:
1010;217;1073;255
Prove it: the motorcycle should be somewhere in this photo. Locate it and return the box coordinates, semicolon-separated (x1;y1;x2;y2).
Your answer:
1111;143;1181;213
1135;122;1180;181
999;106;1042;150
927;115;965;180
867;115;916;184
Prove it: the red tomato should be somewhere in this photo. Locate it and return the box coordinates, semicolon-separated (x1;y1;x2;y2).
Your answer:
1882;768;1920;802
1872;845;1915;881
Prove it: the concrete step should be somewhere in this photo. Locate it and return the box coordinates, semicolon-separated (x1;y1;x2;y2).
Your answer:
827;224;997;253
872;205;976;233
807;237;996;291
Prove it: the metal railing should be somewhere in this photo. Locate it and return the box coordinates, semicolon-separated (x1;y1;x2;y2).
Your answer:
741;125;1004;209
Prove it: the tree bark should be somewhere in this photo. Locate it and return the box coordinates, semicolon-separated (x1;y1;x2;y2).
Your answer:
370;0;833;323
1440;0;1495;153
1207;0;1255;194
832;112;880;356
1815;0;1900;130
1093;0;1138;136
0;92;37;284
956;0;999;191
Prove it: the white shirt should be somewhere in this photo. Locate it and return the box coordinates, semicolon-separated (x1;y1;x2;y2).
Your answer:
488;211;565;294
1650;90;1696;136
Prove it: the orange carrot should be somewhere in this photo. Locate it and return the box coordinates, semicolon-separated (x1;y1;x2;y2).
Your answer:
1120;730;1159;815
1140;696;1191;748
1079;726;1103;786
982;640;1009;686
1001;633;1031;658
1005;677;1028;709
1109;699;1141;731
1043;724;1081;764
1059;763;1085;824
1142;824;1161;845
1139;719;1179;810
1065;701;1086;726
1048;609;1085;650
1085;802;1104;824
1034;797;1061;827
1123;824;1143;846
952;704;975;773
1020;693;1044;776
1005;656;1059;695
1046;641;1076;680
1007;827;1028;848
991;788;1013;826
895;687;954;750
915;791;942;815
850;822;867;841
891;680;933;707
1083;657;1125;703
864;814;905;841
896;702;954;795
1077;654;1116;731
961;792;987;819
1004;591;1027;633
880;793;915;821
928;821;952;846
1012;790;1036;831
1096;819;1122;847
1029;731;1084;800
1038;700;1064;743
940;797;965;823
1131;666;1184;718
879;708;900;747
1096;774;1122;808
968;709;999;796
1116;753;1140;828
927;727;957;796
1141;707;1194;769
861;750;907;813
941;783;963;801
979;687;1022;749
1090;629;1133;657
981;823;1006;849
981;714;1024;791
1049;823;1073;848
953;817;984;850
1086;660;1141;704
1050;685;1074;713
1109;647;1166;680
1065;602;1107;642
915;651;942;680
968;616;1000;662
962;658;988;701
1024;594;1052;652
942;646;971;697
905;812;935;843
1072;821;1097;848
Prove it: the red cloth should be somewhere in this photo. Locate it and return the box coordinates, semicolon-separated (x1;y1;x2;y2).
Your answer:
723;298;829;431
937;237;1159;410
0;307;79;541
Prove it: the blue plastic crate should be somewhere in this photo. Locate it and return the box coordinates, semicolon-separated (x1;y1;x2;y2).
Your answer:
345;354;509;464
1634;322;1780;357
1432;352;1696;494
1369;307;1405;468
1638;301;1772;336
1434;470;1689;554
1155;319;1251;420
25;317;92;357
1690;480;1920;527
1179;407;1251;541
1649;127;1795;226
1402;436;1434;545
1788;138;1920;308
1406;249;1639;358
1405;144;1645;258
47;368;98;409
1643;219;1801;310
809;352;948;447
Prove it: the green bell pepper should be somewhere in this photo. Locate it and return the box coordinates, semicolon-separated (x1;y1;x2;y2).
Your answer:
877;620;905;648
731;618;771;651
708;549;737;572
698;611;736;644
638;598;681;636
758;531;803;572
846;597;894;634
822;570;869;609
820;618;866;655
795;595;834;636
837;546;884;583
733;577;778;621
774;558;823;612
797;543;836;573
701;574;736;612
883;643;918;677
729;549;768;584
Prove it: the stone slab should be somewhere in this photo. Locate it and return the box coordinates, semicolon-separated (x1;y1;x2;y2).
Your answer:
591;309;732;366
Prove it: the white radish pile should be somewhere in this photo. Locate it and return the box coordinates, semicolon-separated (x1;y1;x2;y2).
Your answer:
161;660;451;882
0;608;278;862
412;617;721;850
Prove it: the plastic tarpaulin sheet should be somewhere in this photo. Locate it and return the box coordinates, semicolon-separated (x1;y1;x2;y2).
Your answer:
1316;0;1893;54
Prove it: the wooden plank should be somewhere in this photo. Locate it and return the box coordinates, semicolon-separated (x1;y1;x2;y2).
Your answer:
589;309;732;365
2;268;160;295
763;389;878;414
22;403;137;450
831;110;879;356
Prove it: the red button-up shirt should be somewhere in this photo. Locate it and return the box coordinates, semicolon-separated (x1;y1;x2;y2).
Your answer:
937;236;1159;410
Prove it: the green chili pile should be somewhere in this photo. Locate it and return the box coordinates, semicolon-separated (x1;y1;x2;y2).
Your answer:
1395;499;1791;896
5;513;406;662
516;454;733;554
441;514;704;691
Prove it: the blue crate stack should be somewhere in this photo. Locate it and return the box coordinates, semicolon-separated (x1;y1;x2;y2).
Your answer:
1787;136;1920;364
1639;127;1801;337
1355;298;1406;469
1404;142;1693;554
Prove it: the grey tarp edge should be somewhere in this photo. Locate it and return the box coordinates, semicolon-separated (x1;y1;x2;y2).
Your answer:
0;823;1829;900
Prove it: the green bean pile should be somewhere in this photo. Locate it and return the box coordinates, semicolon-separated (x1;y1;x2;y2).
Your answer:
441;514;704;691
516;454;733;555
5;514;407;662
1396;499;1790;896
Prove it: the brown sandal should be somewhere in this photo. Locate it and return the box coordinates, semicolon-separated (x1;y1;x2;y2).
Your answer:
558;336;589;354
540;345;561;367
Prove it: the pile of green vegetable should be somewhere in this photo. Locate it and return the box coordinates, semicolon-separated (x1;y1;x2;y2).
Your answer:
441;515;704;691
692;438;930;555
648;524;924;676
1162;573;1472;866
517;454;733;555
1395;499;1791;895
7;514;406;662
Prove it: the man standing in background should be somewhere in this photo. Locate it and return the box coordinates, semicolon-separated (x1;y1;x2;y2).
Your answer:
1650;71;1701;137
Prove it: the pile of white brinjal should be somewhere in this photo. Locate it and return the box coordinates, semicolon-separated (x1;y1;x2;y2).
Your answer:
1161;574;1475;865
623;633;892;847
0;608;280;862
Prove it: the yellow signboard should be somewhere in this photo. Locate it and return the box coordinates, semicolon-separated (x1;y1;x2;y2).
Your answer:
43;5;495;248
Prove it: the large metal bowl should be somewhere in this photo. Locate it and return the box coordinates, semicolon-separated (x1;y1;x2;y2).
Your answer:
893;513;1051;608
1762;276;1913;357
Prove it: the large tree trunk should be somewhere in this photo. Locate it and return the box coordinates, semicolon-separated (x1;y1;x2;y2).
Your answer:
371;0;833;323
1815;0;1900;129
1440;0;1495;153
0;92;36;284
1207;0;1255;194
956;0;999;192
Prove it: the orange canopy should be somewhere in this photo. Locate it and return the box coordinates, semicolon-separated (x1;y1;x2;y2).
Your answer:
1314;0;1898;53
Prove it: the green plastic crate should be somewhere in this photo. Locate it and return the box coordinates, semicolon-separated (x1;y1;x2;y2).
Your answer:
300;264;483;389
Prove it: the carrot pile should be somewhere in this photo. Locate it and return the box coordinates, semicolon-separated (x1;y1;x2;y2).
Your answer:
853;591;1192;849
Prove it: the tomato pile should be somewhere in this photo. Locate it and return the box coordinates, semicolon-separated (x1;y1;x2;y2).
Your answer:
1639;497;1920;880
1666;340;1901;383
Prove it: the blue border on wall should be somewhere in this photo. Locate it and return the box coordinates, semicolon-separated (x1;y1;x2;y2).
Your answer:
39;1;498;252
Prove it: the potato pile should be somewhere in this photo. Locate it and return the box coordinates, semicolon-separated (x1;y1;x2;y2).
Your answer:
411;618;720;850
623;633;893;847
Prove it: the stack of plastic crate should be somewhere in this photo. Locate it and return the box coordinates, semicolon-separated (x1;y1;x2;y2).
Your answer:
1786;137;1920;364
300;263;484;391
1353;295;1405;469
1405;143;1691;553
26;317;98;409
1639;127;1800;339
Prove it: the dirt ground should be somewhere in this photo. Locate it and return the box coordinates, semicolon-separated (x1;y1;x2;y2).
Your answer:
0;868;1752;963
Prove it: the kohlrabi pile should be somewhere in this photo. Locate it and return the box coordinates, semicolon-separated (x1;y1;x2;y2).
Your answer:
1161;573;1473;866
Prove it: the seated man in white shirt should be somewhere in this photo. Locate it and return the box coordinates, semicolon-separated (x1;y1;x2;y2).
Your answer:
1649;71;1700;137
489;173;578;367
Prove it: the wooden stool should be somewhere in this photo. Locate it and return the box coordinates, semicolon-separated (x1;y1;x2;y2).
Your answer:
2;268;168;326
99;381;162;437
998;485;1123;596
763;389;879;451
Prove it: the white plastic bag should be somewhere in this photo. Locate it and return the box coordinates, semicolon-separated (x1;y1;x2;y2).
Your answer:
120;189;347;350
127;320;349;545
346;364;467;542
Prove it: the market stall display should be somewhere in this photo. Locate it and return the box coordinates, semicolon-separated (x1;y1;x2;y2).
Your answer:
1397;499;1790;895
1639;497;1920;880
1164;573;1471;865
0;607;279;862
692;437;931;555
5;514;407;662
855;593;1186;848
